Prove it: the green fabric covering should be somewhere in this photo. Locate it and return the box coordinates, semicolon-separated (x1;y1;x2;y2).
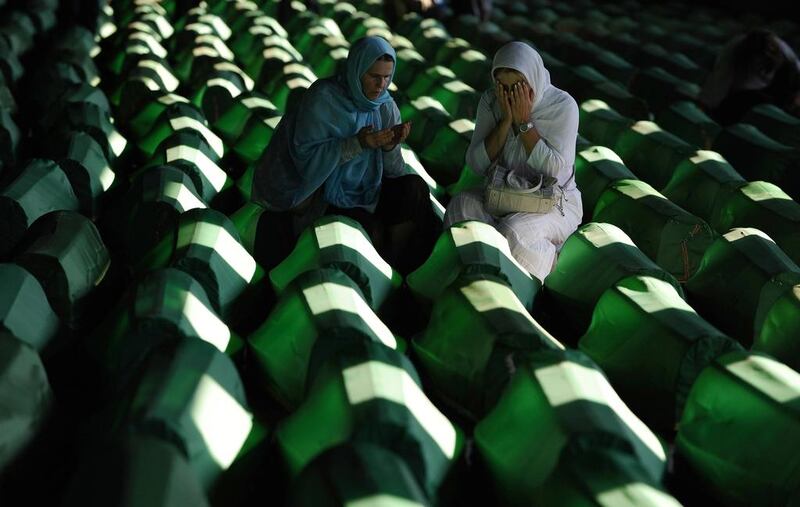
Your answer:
212;93;279;145
195;74;248;124
591;49;636;87
613;121;696;190
111;165;206;265
289;442;429;507
574;145;637;221
593;178;717;282
414;26;451;61
400;145;445;198
754;284;800;371
413;273;562;419
560;65;608;102
713;181;800;265
474;348;667;507
51;102;127;161
585;81;649;120
140;208;260;315
60;82;111;117
579;275;742;432
449;49;491;90
713;123;800;199
270;215;401;310
446;163;485;195
276;341;463;497
125;92;189;139
0;332;52;472
429;80;480;121
249;268;398;409
742;103;800;149
533;449;682;507
0;159;80;257
398;96;452;153
89;267;242;378
655;101;721;149
433;37;471;66
393;48;428;90
16;211;110;329
578;99;634;150
676;351;800;506
685;227;800;346
661;150;746;227
269;73;313;113
141;130;231;202
250;44;301;93
58;131;115;217
232;112;282;164
137;102;223;160
535;449;680;507
407;66;457;99
0;264;59;352
544;222;683;336
407;220;540;310
61;434;210;507
129;338;253;491
418;118;473;186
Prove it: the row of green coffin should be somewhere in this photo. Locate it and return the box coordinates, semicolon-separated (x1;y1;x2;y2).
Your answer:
575;142;799;270
579;99;800;200
545;221;800;367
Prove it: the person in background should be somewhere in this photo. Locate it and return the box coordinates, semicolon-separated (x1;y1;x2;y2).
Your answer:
444;41;582;283
251;36;440;275
699;28;800;125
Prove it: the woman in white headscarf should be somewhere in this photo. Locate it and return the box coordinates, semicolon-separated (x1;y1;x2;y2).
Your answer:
444;41;582;282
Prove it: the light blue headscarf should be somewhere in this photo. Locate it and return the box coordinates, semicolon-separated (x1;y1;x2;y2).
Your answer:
252;36;397;211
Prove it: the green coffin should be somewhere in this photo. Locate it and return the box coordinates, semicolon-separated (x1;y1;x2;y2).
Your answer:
418;119;473;186
138;102;224;160
128;338;254;491
0;263;59;351
142;130;232;202
406;66;457;100
398;96;452;153
544;222;683;336
270;215;401;310
16;211;110;329
140;208;260;316
593;178;716;282
741;103;800;149
655;100;721;149
613;120;696;190
89;268;241;378
108;165;206;265
449;49;491;90
661;150;746;227
676;351;800;506
579;275;741;431
0;332;52;472
289;442;429;507
685;227;800;347
474;348;667;507
232;112;282;164
585;80;649;120
533;449;682;507
574;145;637;221
754;283;800;371
58;131;116;218
212;92;278;145
250;268;397;409
413;273;563;419
50;102;127;161
276;341;463;497
407;220;540;310
578;99;635;150
713;181;800;265
125;92;192;139
0;159;79;257
0;108;20;172
61;434;210;507
712;123;800;199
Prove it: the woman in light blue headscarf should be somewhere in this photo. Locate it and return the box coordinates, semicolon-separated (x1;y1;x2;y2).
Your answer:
252;36;440;274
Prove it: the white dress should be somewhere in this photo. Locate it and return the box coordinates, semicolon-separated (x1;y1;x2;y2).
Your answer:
444;42;583;282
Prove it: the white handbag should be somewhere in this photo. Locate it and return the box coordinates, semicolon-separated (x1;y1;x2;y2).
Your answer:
484;163;562;216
